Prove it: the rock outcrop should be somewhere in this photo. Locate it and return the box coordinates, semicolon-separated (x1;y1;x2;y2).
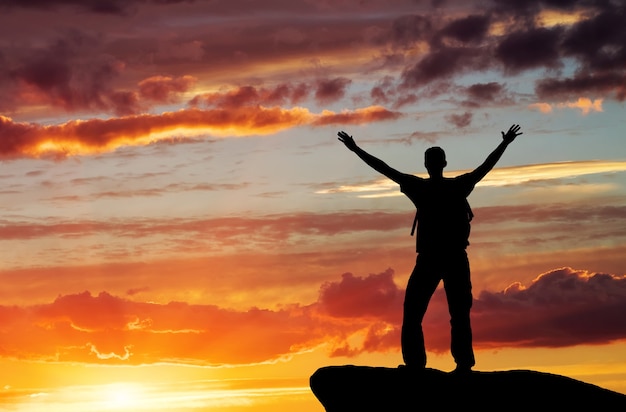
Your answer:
310;365;626;411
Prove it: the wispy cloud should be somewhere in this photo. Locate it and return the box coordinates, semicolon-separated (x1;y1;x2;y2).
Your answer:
479;160;626;187
317;160;626;197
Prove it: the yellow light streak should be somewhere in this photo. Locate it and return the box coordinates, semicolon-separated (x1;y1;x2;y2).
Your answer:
536;9;590;28
317;160;626;197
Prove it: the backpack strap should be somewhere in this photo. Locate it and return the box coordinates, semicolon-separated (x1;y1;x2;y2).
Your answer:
465;199;474;222
410;210;418;236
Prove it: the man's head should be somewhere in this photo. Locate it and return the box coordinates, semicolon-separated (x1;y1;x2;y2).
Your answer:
425;146;447;176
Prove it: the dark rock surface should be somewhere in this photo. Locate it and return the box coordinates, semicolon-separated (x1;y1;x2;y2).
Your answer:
310;365;626;411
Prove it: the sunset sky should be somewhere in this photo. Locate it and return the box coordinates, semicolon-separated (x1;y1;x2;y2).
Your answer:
1;0;626;410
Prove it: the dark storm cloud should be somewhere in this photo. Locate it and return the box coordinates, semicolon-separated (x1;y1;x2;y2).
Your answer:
5;30;136;114
401;47;488;88
473;267;626;348
2;0;626;127
314;78;352;105
0;0;207;15
390;14;434;46
189;84;312;108
495;27;564;73
465;82;506;103
394;1;625;104
561;7;626;71
439;14;491;44
318;266;626;357
138;75;197;103
536;72;626;101
0;0;130;14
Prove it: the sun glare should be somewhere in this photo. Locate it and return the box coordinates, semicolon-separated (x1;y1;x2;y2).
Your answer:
102;383;143;410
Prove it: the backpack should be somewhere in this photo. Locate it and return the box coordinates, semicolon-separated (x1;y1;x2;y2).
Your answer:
410;199;474;236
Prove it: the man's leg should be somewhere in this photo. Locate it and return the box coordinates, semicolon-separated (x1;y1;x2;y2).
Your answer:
442;251;475;370
401;254;440;368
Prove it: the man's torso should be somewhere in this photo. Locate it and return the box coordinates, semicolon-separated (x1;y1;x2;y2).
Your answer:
400;174;475;253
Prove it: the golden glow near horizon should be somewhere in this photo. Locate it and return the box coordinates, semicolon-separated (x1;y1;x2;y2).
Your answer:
3;344;626;411
2;378;313;412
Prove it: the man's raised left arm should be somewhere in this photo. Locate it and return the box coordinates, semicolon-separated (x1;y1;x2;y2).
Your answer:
469;124;522;184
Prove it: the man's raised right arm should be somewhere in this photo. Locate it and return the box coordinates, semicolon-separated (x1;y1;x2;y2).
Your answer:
337;131;406;184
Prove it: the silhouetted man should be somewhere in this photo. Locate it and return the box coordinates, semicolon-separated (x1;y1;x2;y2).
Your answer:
338;124;522;372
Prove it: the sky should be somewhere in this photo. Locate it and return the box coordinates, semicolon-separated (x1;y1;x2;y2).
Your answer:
1;0;626;410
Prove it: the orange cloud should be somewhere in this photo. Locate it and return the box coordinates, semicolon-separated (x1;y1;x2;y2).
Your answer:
0;105;400;158
528;102;553;113
529;98;603;115
0;290;329;365
318;270;403;320
1;267;624;366
312;106;402;126
559;97;603;114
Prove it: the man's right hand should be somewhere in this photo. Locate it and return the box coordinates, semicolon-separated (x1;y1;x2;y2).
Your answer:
337;131;358;151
